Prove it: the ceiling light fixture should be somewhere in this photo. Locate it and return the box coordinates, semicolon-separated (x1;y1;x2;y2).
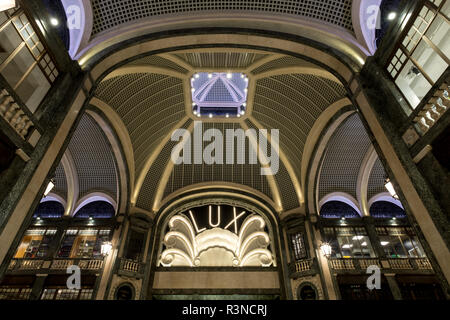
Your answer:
50;18;59;26
387;12;397;20
226;73;232;79
209;113;213;118
43;179;55;197
384;178;399;199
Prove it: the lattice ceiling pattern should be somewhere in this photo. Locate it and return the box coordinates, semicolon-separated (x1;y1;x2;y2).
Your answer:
253;73;347;178
368;157;387;200
89;49;387;213
53;162;67;200
318;113;372;200
172;52;268;69
162;122;273;202
90;0;354;36
67;113;118;198
95;72;186;174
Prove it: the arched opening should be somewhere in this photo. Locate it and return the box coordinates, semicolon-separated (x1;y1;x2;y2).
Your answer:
73;201;115;219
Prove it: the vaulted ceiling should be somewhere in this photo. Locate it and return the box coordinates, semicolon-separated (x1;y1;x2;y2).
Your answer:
49;48;390;216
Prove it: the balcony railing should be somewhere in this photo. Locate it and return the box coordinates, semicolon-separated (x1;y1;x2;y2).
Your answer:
414;83;448;134
328;258;433;272
118;258;144;277
288;258;317;277
8;258;104;272
0;88;35;140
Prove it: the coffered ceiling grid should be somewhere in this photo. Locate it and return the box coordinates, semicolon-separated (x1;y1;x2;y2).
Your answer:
136;119;192;211
172;52;269;69
368;157;387;200
245;119;299;210
252;74;347;179
318;113;372;200
128;55;190;74
95;73;186;174
68;114;118;198
251;56;318;75
163;122;273;200
90;0;354;37
53;162;67;200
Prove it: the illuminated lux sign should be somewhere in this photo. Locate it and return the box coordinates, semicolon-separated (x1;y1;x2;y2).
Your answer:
0;0;15;12
159;205;275;267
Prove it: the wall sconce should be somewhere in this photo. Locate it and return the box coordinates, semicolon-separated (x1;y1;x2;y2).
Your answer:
384;178;399;199
43;179;55;197
0;0;16;12
101;241;112;256
320;242;332;258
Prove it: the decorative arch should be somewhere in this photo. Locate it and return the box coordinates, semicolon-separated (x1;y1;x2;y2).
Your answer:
319;192;362;217
152;190;281;268
368;192;404;210
34;199;65;218
73;192;117;217
369;199;406;219
40;193;67;208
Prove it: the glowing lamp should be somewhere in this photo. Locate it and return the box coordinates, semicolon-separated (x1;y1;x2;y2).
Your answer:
320;243;332;258
384;178;399;199
43;179;55;197
101;241;112;256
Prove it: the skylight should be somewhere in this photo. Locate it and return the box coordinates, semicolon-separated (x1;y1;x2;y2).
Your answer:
191;72;249;118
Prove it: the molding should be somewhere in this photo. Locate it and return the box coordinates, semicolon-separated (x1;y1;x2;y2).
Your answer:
356;145;378;216
73;192;117;216
89;98;135;194
301;98;353;191
60;149;79;216
318;192;362;216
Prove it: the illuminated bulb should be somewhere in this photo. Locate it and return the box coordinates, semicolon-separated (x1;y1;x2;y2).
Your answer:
226;73;232;79
194;73;199;78
237;114;241;118
44;179;55;197
244;77;248;82
244;88;248;93
196;113;201;117
208;73;212;78
50;18;59;26
387;12;397;20
226;114;230;118
241;74;245;78
240;110;245;115
209;113;213;118
191;88;195;93
242;103;246;107
193;110;197;115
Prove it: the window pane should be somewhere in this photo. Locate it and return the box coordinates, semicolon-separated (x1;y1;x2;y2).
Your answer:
0;23;22;64
412;39;448;82
1;45;34;88
15;64;50;113
425;15;450;59
395;60;432;108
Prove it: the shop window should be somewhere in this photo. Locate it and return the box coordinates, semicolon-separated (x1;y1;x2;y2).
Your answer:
290;232;307;261
387;1;450;110
376;227;426;258
323;227;375;258
40;288;94;300
57;228;111;259
14;228;57;259
0;287;32;300
33;201;64;219
369;201;406;219
0;7;58;113
125;230;145;261
74;201;115;219
320;201;360;219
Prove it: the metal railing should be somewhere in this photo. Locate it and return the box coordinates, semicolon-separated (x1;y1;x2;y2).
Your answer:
0;88;35;140
8;258;104;272
328;257;433;271
118;258;142;275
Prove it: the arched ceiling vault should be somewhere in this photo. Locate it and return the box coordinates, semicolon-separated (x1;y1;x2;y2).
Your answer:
71;0;375;67
92;48;355;214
